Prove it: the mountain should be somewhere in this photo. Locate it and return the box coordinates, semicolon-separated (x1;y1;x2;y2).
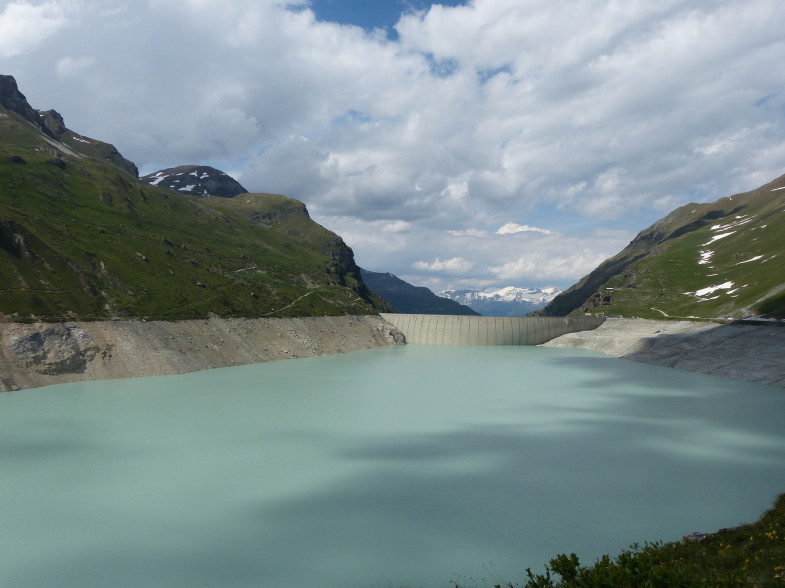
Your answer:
540;173;785;320
0;75;387;320
440;286;561;316
141;165;247;197
0;75;138;177
360;269;479;315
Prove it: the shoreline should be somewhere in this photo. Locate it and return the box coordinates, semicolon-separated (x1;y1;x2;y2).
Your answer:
0;315;404;392
3;315;783;392
542;317;785;388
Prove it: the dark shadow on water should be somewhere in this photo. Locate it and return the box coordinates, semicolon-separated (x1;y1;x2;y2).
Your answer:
15;400;785;588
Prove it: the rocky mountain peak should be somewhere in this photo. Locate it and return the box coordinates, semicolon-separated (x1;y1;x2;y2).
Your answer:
142;165;248;198
0;75;53;137
1;74;138;176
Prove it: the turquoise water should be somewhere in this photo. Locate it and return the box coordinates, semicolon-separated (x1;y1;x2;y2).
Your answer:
1;344;784;587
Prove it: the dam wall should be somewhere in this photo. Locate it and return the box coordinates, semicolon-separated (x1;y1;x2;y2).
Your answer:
379;314;605;345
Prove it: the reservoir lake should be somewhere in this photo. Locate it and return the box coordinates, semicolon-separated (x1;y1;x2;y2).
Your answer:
1;344;784;587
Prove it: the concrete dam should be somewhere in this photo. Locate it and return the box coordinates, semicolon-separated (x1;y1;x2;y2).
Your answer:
380;314;605;345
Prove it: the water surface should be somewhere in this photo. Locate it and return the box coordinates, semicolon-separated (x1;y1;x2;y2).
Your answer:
1;345;783;587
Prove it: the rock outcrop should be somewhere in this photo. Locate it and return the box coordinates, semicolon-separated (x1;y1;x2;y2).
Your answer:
0;74;52;136
8;322;99;376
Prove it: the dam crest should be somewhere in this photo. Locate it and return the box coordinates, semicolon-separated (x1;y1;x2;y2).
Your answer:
380;314;604;345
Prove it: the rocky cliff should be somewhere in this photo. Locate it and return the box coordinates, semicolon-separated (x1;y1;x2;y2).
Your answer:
0;75;53;137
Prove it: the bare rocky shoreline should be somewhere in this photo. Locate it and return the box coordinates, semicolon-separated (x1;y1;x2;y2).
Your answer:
543;317;785;388
0;315;405;392
2;315;783;392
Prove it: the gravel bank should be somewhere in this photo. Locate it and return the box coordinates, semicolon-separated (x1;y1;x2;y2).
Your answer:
0;315;405;392
543;318;785;388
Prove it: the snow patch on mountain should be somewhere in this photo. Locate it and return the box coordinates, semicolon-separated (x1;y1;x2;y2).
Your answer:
702;231;735;246
710;215;752;231
685;281;735;298
148;172;169;186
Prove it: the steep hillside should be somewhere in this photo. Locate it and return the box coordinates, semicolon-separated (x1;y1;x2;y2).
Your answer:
208;194;391;312
360;269;479;315
0;76;384;320
142;165;247;197
540;174;785;320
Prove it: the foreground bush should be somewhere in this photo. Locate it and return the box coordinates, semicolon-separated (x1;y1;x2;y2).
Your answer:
487;493;785;588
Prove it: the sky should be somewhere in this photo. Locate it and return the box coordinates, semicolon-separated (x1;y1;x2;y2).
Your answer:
1;0;785;293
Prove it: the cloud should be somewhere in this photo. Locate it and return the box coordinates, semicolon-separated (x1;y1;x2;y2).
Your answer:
496;223;552;235
382;220;411;234
447;229;487;238
490;250;610;282
412;257;475;273
55;55;95;78
2;0;784;292
0;1;72;57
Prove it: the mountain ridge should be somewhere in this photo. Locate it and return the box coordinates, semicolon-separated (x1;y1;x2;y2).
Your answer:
540;173;785;320
0;75;138;176
0;74;386;320
440;286;560;316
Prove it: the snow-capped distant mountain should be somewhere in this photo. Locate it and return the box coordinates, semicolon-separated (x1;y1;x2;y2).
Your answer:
439;286;561;316
362;269;479;315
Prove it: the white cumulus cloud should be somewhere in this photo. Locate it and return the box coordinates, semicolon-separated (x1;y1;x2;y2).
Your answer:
3;0;785;292
0;0;72;57
412;257;475;274
496;223;553;235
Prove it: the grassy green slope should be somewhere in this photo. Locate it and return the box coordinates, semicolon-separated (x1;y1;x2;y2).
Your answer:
0;115;383;320
540;174;785;320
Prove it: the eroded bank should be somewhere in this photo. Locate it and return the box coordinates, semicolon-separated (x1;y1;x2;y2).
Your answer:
0;315;405;392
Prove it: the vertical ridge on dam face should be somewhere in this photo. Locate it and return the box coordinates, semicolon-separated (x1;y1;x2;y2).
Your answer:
379;314;605;345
